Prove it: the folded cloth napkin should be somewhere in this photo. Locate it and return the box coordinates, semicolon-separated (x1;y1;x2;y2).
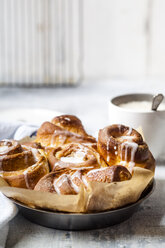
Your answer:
0;121;38;248
0;193;18;248
0;121;38;140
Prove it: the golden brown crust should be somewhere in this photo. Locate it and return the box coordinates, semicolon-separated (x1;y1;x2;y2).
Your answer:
34;165;132;195
34;171;79;195
134;151;155;172
33;171;74;195
0;150;35;171
21;142;43;149
36;115;96;148
34;172;57;193
86;165;132;183
0;119;155;198
97;124;155;172
0;140;49;189
0;140;22;156
51;115;89;136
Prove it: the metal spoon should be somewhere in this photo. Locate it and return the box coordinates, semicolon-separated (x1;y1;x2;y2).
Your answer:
151;93;164;111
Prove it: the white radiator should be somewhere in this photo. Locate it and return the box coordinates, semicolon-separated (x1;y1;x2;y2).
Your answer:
0;0;83;86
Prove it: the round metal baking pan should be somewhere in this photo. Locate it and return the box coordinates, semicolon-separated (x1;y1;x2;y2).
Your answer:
10;180;155;231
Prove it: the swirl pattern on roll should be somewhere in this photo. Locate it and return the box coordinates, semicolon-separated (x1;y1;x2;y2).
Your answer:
34;165;131;195
0;140;49;189
47;143;107;172
97;124;155;172
0;118;155;196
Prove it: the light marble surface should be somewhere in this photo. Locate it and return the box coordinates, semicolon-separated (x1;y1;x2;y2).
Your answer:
0;80;165;247
2;0;165;83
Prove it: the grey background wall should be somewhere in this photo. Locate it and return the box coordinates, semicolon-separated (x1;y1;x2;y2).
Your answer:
0;0;165;85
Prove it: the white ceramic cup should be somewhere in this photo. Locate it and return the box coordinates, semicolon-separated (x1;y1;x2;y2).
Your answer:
109;93;165;160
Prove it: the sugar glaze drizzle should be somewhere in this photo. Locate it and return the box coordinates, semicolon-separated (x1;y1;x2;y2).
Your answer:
120;141;138;172
54;170;84;194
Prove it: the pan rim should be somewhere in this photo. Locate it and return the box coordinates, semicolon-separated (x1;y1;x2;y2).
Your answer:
6;179;155;216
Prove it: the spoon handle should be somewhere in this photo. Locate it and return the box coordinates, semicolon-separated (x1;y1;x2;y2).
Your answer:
152;94;164;111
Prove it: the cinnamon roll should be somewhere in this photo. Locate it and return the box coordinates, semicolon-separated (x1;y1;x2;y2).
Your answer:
98;124;155;172
47;143;107;172
34;165;131;195
0;140;49;189
36;115;96;148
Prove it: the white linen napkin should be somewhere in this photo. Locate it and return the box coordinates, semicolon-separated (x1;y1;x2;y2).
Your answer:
0;121;38;140
0;193;18;248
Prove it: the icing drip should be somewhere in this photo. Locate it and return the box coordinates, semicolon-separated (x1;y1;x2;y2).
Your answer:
60;150;86;164
54;172;82;194
118;124;122;131
82;176;89;188
70;171;82;193
53;174;69;194
50;126;94;147
120;141;138;172
53;170;89;194
23;170;30;189
120;128;134;141
106;139;111;163
23;163;37;189
107;139;110;152
58;135;67;144
60;144;89;164
50;130;68;146
64;117;71;121
127;127;132;136
51;129;85;147
53;162;60;169
107;155;110;162
54;144;96;171
121;141;138;162
120;161;127;167
50;136;55;147
31;148;38;159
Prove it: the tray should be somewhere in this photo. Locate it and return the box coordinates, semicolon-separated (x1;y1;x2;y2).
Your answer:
9;180;155;231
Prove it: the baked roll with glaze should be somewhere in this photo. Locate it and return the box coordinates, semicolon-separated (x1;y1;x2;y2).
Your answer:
36;115;96;148
34;170;85;194
0;140;49;189
86;165;132;183
47;143;107;172
34;165;131;195
98;124;155;172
